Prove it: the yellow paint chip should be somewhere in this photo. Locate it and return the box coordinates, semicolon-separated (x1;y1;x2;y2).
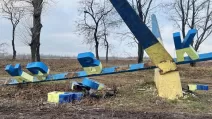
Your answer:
176;46;199;62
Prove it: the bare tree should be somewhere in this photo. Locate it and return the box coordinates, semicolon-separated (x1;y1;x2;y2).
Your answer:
167;0;212;66
17;17;32;47
1;0;25;60
76;0;114;60
30;0;43;61
27;0;44;62
17;0;46;61
101;16;109;63
135;0;153;63
0;42;8;57
99;3;121;63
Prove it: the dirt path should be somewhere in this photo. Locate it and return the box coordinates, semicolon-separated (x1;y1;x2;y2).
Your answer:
0;107;211;119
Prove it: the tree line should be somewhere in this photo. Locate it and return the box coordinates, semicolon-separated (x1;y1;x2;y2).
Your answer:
0;0;211;65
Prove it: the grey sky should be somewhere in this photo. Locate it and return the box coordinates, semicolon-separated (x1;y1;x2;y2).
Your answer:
0;0;212;57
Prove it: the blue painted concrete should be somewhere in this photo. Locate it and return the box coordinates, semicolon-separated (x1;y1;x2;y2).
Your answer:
109;0;159;49
175;52;212;64
5;65;16;76
173;29;197;50
60;92;83;102
5;64;23;76
151;14;162;40
173;32;183;50
102;67;117;74
82;78;99;90
72;92;84;101
77;52;101;67
182;29;197;48
129;63;144;70
26;62;49;74
5;52;212;85
77;71;87;77
59;93;73;103
197;85;208;90
46;73;68;80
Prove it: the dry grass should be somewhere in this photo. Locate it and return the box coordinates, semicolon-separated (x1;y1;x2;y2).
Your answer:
1;59;212;118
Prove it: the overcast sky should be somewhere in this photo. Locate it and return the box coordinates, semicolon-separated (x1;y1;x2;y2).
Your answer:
0;0;212;58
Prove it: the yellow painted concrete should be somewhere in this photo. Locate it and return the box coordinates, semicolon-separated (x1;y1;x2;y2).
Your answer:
33;69;50;80
154;38;163;89
14;72;34;83
154;68;160;89
155;71;183;100
153;36;182;100
98;83;105;90
145;42;174;65
47;91;64;103
13;76;26;83
145;42;177;73
176;46;199;62
188;84;197;91
83;63;102;75
157;60;177;74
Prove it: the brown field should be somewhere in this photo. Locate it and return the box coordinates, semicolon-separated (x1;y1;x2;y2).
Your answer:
1;59;212;119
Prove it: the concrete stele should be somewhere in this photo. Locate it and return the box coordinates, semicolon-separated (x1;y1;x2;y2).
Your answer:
151;14;183;99
155;71;183;99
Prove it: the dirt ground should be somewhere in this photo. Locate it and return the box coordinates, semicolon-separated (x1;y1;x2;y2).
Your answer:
1;59;212;119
